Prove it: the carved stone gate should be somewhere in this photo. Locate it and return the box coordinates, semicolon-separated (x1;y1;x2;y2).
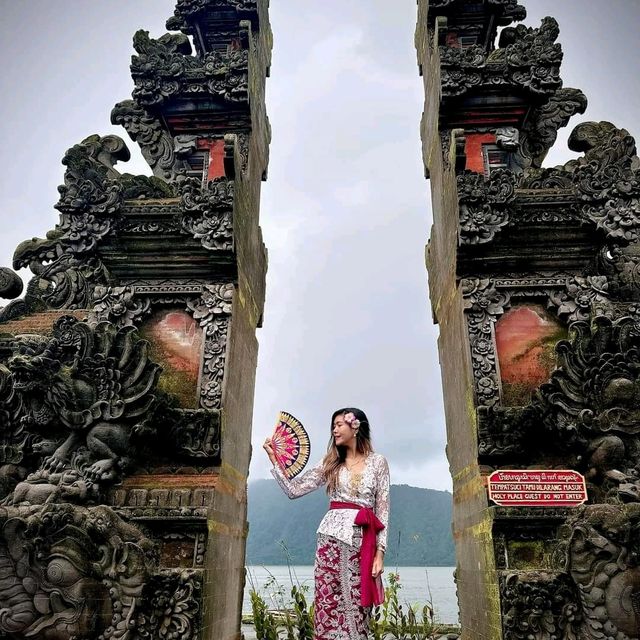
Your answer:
0;2;271;639
417;0;640;638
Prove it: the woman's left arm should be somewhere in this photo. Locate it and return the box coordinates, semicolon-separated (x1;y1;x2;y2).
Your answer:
374;456;390;571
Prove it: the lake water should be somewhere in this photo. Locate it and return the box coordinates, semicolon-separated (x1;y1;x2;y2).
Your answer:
244;565;459;624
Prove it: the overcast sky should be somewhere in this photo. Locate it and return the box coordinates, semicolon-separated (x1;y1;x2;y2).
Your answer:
2;1;640;491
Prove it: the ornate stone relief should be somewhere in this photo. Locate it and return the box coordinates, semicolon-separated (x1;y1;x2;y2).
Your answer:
500;572;581;640
520;122;640;244
93;285;152;327
167;0;259;33
439;18;562;98
517;88;588;169
457;169;517;244
136;570;203;640
479;310;640;503
131;30;249;108
500;505;640;639
462;276;614;408
0;267;23;300
598;244;640;302
0;503;155;640
111;100;192;182
427;0;526;25
0;135;174;319
178;177;234;251
188;284;234;410
0;315;162;503
533;315;640;499
462;278;510;407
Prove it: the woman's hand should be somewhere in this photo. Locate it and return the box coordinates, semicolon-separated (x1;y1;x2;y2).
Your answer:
372;549;384;579
263;437;278;465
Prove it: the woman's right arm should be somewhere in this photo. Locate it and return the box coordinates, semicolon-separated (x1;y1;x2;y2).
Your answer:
270;459;326;499
264;436;325;498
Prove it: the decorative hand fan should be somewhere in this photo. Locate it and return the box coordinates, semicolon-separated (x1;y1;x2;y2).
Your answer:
272;411;311;479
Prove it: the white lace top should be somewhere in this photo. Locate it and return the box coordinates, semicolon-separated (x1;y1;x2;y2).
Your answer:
270;452;390;552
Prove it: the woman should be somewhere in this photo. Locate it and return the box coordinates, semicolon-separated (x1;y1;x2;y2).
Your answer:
263;407;390;640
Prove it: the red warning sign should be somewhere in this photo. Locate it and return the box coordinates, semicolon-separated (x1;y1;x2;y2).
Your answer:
488;470;587;507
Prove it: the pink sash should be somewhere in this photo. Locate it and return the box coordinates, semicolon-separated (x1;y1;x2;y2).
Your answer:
330;501;385;606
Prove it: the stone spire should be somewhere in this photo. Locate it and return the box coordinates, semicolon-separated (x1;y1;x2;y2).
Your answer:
0;2;272;639
417;0;640;637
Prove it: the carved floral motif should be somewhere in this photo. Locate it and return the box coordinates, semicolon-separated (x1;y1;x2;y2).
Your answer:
440;18;562;99
463;277;616;408
136;571;202;640
188;285;234;411
500;572;581;640
131;30;249;108
547;276;610;322
93;285;152;327
457;169;517;244
462;278;511;407
178;178;234;251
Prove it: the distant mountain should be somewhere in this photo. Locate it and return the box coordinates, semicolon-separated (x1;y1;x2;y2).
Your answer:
246;480;454;566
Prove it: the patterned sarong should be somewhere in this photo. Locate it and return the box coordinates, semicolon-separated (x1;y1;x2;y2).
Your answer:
314;531;371;639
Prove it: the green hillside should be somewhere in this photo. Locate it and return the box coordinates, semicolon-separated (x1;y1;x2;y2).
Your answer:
246;481;454;566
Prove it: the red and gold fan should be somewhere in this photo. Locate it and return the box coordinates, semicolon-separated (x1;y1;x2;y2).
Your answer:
272;411;311;479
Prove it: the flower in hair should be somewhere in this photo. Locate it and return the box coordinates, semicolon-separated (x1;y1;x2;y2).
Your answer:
344;412;361;429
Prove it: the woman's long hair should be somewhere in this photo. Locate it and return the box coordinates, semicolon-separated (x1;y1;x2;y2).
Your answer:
322;407;373;494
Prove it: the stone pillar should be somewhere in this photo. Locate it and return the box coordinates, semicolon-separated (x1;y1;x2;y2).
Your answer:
417;1;640;638
0;2;271;640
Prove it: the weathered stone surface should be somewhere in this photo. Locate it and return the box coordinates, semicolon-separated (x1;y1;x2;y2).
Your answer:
418;0;640;637
0;1;271;639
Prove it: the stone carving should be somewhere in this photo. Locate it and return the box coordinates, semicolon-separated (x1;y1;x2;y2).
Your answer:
566;121;639;199
167;0;258;33
168;409;221;461
0;267;23;300
440;18;562;99
188;284;233;410
462;278;511;407
93;285;152;327
179;177;234;251
56;134;127;213
0;316;162;503
131;30;249;108
136;570;202;640
547;276;610;322
457;169;517;244
463;276;615;408
0;503;154;640
500;572;581;640
426;0;526;24
111;100;190;182
564;122;640;244
497;508;640;639
477;405;537;458
518;88;588;169
496;127;520;152
533;315;640;502
496;17;562;94
187;283;234;323
563;505;640;638
10;135;128;311
599;244;640;302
